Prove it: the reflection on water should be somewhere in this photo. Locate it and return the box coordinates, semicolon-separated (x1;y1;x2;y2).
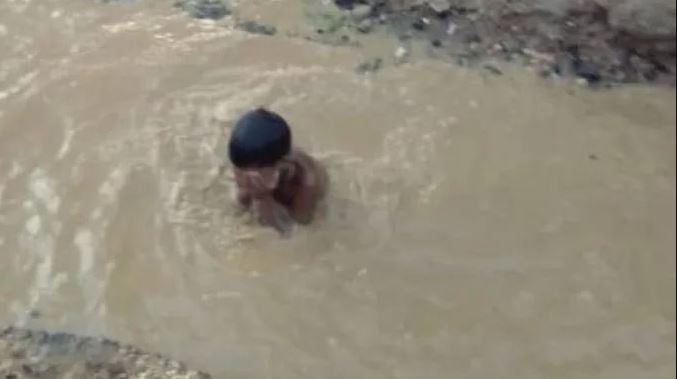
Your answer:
0;1;675;378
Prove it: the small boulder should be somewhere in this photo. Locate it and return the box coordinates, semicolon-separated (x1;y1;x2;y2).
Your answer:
608;0;676;38
236;20;277;36
351;4;373;20
356;57;384;74
174;0;231;20
356;19;374;33
428;0;451;14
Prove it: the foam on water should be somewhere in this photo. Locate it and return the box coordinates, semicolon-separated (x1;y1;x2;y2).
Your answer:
56;125;76;160
28;169;60;214
75;228;95;277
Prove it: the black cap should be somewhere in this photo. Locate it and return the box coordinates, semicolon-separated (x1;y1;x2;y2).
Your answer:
228;108;292;168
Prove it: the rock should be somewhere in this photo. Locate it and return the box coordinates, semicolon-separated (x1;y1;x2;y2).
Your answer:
450;0;484;11
328;0;675;86
446;22;458;36
394;46;409;63
608;0;676;38
351;4;373;20
629;54;659;81
314;8;348;34
412;18;427;31
356;58;384;74
174;0;231;20
236;20;277;35
0;327;212;379
356;19;374;33
564;45;603;84
428;0;451;14
522;48;555;64
481;62;503;75
398;31;413;41
575;62;602;84
334;0;357;9
499;38;521;54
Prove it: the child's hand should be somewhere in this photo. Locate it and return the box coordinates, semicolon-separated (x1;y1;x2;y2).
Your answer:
235;170;277;198
252;197;293;236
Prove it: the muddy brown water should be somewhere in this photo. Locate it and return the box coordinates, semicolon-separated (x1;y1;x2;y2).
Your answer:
0;1;675;378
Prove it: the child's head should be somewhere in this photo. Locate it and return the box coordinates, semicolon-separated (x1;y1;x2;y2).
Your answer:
229;108;292;192
229;108;292;169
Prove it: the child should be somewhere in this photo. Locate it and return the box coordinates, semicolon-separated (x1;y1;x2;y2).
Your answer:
229;108;327;234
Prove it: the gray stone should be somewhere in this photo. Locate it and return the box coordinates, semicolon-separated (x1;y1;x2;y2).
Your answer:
608;0;676;37
428;0;451;14
0;327;212;379
351;4;373;20
356;57;384;74
236;20;277;35
356;19;374;33
314;7;348;34
481;62;503;75
394;45;410;64
174;0;231;20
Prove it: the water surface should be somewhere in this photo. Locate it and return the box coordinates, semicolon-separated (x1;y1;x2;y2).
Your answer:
0;1;675;378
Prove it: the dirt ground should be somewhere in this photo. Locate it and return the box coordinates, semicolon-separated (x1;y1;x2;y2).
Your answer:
333;0;676;85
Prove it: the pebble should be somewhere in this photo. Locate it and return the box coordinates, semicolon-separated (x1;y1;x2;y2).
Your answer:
575;61;602;84
565;46;602;84
481;62;503;75
428;0;451;14
394;46;409;62
412;19;426;31
446;22;458;36
356;19;373;33
522;48;555;64
236;20;277;36
351;4;372;20
356;58;383;74
174;0;231;20
28;310;41;319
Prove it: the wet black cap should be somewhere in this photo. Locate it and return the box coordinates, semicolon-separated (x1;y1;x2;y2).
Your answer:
228;108;292;168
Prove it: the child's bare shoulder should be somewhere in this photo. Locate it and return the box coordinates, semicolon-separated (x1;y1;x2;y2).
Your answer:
291;148;328;194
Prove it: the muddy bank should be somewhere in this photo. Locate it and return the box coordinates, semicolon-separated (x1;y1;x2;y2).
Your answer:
332;0;676;85
117;0;677;85
0;328;211;379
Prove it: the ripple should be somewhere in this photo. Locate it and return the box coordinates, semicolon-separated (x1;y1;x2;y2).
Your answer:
75;228;95;277
28;169;60;214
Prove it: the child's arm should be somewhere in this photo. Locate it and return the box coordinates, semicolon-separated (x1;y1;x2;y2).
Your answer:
235;186;252;207
289;150;328;224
